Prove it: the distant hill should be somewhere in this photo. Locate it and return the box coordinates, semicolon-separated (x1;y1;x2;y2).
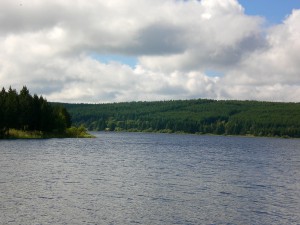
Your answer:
60;99;300;138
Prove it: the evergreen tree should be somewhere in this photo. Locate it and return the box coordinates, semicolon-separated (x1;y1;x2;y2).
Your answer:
31;94;42;130
19;86;33;130
0;88;6;137
5;87;19;130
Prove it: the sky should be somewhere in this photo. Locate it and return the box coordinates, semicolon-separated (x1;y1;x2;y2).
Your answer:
0;0;300;103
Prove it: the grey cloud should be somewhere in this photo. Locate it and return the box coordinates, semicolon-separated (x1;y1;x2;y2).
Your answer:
0;2;63;33
199;32;268;70
132;23;186;55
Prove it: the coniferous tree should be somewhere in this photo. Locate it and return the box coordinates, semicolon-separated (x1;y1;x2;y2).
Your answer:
39;97;54;132
5;87;19;130
0;88;6;137
31;94;42;130
19;86;33;130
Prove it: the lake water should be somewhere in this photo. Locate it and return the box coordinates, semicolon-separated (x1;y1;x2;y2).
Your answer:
1;132;300;225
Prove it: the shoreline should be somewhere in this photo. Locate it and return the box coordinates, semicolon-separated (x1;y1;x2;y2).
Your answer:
97;129;296;139
0;128;95;139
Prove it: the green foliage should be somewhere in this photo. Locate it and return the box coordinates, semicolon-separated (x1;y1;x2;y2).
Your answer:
8;129;44;139
0;86;72;139
61;99;300;138
66;125;94;138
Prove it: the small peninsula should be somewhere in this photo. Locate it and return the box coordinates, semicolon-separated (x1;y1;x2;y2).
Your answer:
0;86;92;139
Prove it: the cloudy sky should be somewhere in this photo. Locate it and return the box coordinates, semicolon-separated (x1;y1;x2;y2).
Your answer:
0;0;299;103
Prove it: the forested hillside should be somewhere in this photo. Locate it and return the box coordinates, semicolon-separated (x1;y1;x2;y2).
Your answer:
61;99;300;138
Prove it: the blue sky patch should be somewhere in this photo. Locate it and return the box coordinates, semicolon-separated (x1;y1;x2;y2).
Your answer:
239;0;300;24
90;53;138;67
205;70;224;77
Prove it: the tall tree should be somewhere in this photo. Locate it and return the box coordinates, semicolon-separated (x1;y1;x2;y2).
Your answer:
0;88;7;137
5;87;19;130
19;86;33;130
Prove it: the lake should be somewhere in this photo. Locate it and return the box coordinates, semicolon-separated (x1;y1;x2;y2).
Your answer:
1;132;300;225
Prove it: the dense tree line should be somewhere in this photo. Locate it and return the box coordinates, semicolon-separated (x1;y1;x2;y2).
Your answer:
61;99;300;138
0;86;71;138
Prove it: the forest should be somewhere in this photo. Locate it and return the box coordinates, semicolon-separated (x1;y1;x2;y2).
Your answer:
61;99;300;138
0;86;72;138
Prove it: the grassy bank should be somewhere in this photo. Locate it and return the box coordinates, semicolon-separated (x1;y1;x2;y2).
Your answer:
2;126;94;139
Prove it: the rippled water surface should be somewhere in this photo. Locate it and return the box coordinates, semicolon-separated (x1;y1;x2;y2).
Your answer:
1;132;300;225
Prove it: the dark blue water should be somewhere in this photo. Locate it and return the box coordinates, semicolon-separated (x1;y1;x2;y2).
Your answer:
1;132;300;225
